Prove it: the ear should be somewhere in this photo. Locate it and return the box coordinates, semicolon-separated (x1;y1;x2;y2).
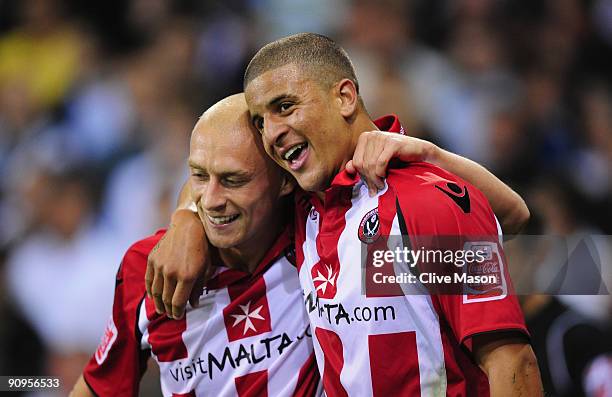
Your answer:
279;172;297;197
336;78;359;119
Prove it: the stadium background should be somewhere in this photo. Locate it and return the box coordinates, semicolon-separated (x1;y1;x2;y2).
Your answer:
0;0;610;395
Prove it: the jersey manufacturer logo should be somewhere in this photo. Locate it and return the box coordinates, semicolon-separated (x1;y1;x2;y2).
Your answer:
435;183;471;213
358;208;380;244
95;315;118;365
416;172;472;213
311;262;339;299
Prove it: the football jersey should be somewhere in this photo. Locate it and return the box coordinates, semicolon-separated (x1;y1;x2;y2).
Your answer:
293;115;529;397
83;229;321;397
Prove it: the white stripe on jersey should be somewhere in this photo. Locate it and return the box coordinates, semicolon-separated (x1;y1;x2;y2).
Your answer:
139;297;151;351
138;257;320;397
300;181;448;396
266;258;314;395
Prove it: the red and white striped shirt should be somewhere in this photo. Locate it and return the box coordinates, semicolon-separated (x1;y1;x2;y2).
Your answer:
84;229;321;397
294;115;528;396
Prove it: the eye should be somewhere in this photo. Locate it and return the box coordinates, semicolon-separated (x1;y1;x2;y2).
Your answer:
253;117;264;133
191;171;209;181
279;102;293;112
222;177;247;188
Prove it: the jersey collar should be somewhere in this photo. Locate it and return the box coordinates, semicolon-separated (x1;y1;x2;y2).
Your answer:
206;225;292;290
328;114;404;189
373;114;404;135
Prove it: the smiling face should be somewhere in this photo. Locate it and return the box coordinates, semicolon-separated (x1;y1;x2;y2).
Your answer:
245;63;358;192
188;95;292;253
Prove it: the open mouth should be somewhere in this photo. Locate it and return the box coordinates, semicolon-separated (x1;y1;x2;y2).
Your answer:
207;214;239;226
281;142;309;171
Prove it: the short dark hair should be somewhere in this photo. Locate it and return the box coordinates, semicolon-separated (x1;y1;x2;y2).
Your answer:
244;33;359;93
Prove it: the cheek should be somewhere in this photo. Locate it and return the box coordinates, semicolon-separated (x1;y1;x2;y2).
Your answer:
263;144;283;167
190;180;204;202
300;112;329;146
192;187;207;213
261;133;274;151
191;191;202;207
196;205;207;225
244;188;277;220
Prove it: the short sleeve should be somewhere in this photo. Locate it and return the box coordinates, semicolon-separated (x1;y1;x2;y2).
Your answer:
390;163;529;350
83;234;163;396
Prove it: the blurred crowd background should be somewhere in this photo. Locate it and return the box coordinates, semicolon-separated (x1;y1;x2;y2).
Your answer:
0;0;610;396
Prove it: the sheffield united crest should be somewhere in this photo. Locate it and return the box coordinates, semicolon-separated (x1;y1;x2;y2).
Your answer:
358;208;380;244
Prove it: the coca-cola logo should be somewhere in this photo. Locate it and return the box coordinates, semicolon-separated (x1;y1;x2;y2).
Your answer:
468;261;500;275
462;241;507;303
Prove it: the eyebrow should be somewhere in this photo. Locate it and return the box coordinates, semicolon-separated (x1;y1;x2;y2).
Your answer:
218;170;251;179
251;93;295;124
188;160;203;170
267;94;289;108
188;161;252;178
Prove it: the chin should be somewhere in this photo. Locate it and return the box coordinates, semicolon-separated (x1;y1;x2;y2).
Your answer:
205;228;243;249
207;236;239;250
294;173;315;191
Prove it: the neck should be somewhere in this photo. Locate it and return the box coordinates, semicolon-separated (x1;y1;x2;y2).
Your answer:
217;211;285;273
343;113;379;171
316;113;378;201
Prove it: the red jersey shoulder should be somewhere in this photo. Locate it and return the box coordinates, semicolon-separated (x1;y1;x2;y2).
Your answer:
387;162;490;215
117;229;166;285
386;162;496;234
126;229;166;258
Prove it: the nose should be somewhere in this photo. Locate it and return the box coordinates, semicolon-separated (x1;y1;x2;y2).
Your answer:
202;179;226;212
262;113;289;149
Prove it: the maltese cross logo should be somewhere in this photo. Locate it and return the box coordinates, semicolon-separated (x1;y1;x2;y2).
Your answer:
230;300;266;335
312;263;339;298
